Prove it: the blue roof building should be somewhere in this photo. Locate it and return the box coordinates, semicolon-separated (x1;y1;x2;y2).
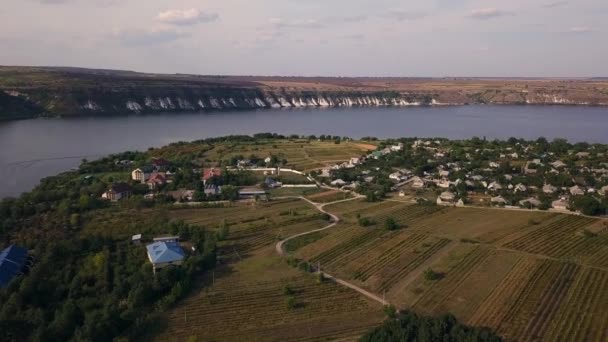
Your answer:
0;245;29;287
146;241;185;273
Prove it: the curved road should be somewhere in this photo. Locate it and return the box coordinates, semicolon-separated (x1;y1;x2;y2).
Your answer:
275;195;389;307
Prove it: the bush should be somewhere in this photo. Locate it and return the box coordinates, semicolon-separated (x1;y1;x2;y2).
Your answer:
423;268;444;281
358;217;375;227
384;217;399;231
286;296;297;310
383;305;397;319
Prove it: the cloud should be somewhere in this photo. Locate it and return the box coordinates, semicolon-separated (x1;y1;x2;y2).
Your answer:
111;28;188;45
156;9;218;26
469;8;514;20
384;10;427;21
542;1;568;8
270;18;325;29
568;26;593;33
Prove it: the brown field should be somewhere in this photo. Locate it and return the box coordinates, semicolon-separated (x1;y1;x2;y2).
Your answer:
290;200;608;341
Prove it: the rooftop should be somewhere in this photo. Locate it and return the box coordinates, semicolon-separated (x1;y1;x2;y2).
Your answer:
146;241;185;264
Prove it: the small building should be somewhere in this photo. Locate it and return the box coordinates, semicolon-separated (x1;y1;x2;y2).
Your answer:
519;197;542;208
146;240;185;273
411;176;426;189
487;182;503;191
153;236;180;243
202;168;222;184
514;183;527;193
551;160;567;169
552;198;569;211
569;185;585;196
132;234;142;245
168;189;195;202
491;196;507;205
0;245;31;288
600;185;608;196
330;179;347;187
204;184;222;195
146;173;166;190
437;191;456;205
101;183;132;201
238;188;267;199
265;177;282;189
543;184;558;194
132;166;153;182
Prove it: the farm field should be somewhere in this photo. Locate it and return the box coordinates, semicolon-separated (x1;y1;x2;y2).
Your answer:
200;139;374;171
153;198;385;341
289;199;608;341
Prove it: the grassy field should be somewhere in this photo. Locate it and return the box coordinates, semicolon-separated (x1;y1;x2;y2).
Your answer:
153;198;385;341
201;139;375;171
290;200;608;341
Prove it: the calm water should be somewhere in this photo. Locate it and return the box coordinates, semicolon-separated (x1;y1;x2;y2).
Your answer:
1;105;608;198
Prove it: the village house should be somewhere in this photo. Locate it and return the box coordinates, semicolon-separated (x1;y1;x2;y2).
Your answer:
330;179;347;187
238;188;268;199
146;173;166;190
146;236;185;273
389;171;404;181
411;176;426;189
349;157;362;166
320;167;332;178
491;196;507;205
519;197;542;208
514;183;527;193
439;170;450;178
599;185;608;196
551;160;567;169
569;185;585;196
487;182;503;191
202;168;222;184
575;152;590;158
436;191;456;205
552;198;569;211
101;183;132;201
435;179;451;189
131;166;153;183
168;189;195;202
131;234;142;245
543;184;558;194
264;156;272;164
390;143;404;152
264;177;282;189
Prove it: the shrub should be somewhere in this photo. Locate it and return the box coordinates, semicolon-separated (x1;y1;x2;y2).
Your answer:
358;217;375;227
423;268;444;281
384;217;399;231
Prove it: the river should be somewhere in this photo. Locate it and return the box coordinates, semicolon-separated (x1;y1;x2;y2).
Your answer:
1;105;608;198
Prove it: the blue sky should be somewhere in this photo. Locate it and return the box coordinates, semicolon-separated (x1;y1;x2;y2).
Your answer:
0;0;606;77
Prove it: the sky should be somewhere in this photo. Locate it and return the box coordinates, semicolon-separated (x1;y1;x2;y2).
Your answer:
0;0;606;77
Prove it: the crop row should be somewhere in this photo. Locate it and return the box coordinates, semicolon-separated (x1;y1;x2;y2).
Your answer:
310;227;387;266
412;246;491;313
377;238;452;292
467;257;540;328
354;233;429;281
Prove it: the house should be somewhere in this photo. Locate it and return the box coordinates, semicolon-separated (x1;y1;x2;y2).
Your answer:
519;197;542;208
132;234;142;245
487;182;503;191
389;172;403;181
237;159;252;168
551;160;567;169
349;157;362;166
436;179;451;189
202;168;222;184
439;170;450;178
370;151;383;159
264;156;272;164
456;199;465;207
390;143;404;152
238;188;267;199
0;245;31;288
552;198;569;211
331;179;347;187
146;173;166;190
146;240;185;273
398;191;406;197
204;184;222;195
320;168;332;178
411;176;426;189
152;158;170;171
514;184;527;193
491;196;507;205
168;189;195;202
132;166;153;182
101;183;132;201
600;185;608;196
575;152;590;158
264;177;282;189
489;162;500;168
543;184;558;194
437;191;456;205
569;185;585;196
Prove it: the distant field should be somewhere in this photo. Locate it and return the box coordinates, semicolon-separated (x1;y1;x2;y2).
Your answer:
201;139;375;171
290;200;608;341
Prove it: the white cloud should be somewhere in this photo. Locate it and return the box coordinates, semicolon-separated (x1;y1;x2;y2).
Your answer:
270;18;324;29
469;8;514;20
568;26;593;33
542;1;568;9
384;10;427;21
156;8;218;26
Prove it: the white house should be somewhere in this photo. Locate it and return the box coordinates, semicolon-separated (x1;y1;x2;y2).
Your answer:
389;172;403;181
437;191;456;205
543;184;558;194
519;197;541;208
330;179;347;187
552;198;569;211
411;176;426;189
514;184;527;193
491;196;507;205
132;167;152;183
487;182;503;191
569;185;585;196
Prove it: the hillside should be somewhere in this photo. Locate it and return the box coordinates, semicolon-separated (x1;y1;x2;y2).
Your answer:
2;66;608;119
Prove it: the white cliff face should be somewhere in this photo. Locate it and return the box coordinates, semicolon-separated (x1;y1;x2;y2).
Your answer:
79;92;443;113
126;101;142;111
